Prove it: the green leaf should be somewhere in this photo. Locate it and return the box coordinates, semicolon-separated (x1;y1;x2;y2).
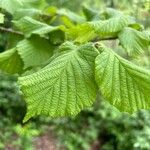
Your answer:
57;8;86;23
90;16;129;36
14;8;42;20
95;47;150;113
0;48;23;74
6;33;24;49
14;17;64;37
69;15;129;43
0;0;47;14
69;24;97;43
82;5;99;21
18;42;98;122
128;23;144;30
60;16;75;28
0;0;22;14
119;27;150;56
101;8;124;18
20;0;47;9
49;30;65;45
17;36;54;69
0;13;4;24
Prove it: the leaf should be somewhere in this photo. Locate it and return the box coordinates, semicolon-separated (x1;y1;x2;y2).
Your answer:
60;16;75;28
20;0;47;9
0;0;47;14
6;33;24;49
69;24;97;43
17;36;54;69
90;16;129;36
18;42;99;122
119;27;150;56
82;5;99;21
0;0;22;14
95;47;150;113
14;8;42;20
0;48;23;74
49;30;65;45
69;15;129;43
128;23;144;30
57;8;86;23
0;13;4;24
143;29;150;38
101;8;124;18
14;16;64;37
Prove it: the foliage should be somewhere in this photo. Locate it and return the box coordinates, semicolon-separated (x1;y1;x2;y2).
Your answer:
0;72;41;150
0;73;150;150
0;119;40;150
47;100;150;150
0;72;25;120
0;0;150;123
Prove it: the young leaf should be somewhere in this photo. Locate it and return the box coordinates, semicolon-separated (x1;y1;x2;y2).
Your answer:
91;16;129;36
119;27;150;56
69;15;129;43
18;42;99;122
57;8;86;23
13;17;64;37
68;23;97;43
95;47;150;113
0;48;23;74
17;36;54;69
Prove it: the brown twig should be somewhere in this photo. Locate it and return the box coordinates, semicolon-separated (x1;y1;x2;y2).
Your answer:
92;36;118;42
0;26;24;36
99;36;118;41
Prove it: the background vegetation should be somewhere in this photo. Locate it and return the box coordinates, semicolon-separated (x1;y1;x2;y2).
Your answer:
0;0;150;150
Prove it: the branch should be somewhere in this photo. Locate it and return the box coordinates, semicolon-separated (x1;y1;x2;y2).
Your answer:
92;36;118;42
0;26;24;36
93;36;118;49
99;36;118;41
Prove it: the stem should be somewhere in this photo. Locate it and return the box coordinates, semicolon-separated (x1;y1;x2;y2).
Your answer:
0;26;24;36
92;36;118;42
0;26;118;41
99;36;118;41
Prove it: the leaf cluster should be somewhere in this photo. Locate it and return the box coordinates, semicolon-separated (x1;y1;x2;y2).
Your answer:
0;0;150;122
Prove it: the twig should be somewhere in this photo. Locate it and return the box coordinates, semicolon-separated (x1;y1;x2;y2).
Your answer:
92;36;118;42
99;36;118;41
0;26;24;36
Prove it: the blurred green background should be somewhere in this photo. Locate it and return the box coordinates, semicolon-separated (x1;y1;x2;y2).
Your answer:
0;0;150;150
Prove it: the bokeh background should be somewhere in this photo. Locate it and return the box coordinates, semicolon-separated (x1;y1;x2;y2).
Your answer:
0;0;150;150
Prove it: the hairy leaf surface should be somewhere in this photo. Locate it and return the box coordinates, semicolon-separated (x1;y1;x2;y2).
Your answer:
18;42;99;122
95;47;150;113
14;8;42;20
17;36;54;69
14;17;64;37
69;15;129;43
119;27;150;56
